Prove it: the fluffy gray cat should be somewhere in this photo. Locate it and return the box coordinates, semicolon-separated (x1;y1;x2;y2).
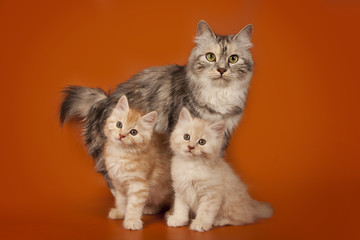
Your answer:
60;20;254;189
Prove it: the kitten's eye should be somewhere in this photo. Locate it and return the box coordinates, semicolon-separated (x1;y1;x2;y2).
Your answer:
130;129;138;136
183;134;190;141
228;54;239;63
198;139;206;146
206;52;216;62
116;121;122;128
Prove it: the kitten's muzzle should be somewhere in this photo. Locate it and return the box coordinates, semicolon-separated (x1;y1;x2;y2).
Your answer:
119;134;126;140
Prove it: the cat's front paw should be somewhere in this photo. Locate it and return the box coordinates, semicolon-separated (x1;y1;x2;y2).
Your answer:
167;215;188;227
190;220;212;232
108;208;124;219
123;218;143;230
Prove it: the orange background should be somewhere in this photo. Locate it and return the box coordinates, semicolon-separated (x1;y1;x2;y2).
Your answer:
1;0;359;239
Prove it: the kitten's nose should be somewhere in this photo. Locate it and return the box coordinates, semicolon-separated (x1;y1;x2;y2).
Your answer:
188;145;195;151
119;134;125;140
217;68;227;75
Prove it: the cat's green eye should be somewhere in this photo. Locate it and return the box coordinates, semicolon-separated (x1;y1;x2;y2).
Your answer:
116;121;123;128
228;54;239;63
130;129;138;136
198;139;206;146
183;134;190;141
206;52;216;62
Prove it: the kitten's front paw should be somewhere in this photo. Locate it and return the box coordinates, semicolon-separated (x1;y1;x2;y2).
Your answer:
190;220;212;232
167;215;188;227
108;208;124;219
123;218;143;230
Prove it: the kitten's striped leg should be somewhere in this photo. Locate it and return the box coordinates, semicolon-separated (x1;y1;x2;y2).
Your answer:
190;194;222;232
123;181;149;230
167;192;190;227
108;190;126;219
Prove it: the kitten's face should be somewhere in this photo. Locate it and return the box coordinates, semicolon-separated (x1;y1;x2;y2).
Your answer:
170;108;225;160
188;21;253;86
104;96;157;149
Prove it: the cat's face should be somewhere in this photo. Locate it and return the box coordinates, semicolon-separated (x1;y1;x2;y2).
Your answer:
104;95;157;149
170;108;225;159
188;21;253;86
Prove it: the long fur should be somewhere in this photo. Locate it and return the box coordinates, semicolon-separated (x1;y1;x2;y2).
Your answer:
59;21;254;190
60;86;108;125
167;108;273;231
104;96;172;230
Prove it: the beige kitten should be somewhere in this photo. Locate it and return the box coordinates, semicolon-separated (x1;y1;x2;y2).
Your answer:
167;108;273;232
104;95;172;230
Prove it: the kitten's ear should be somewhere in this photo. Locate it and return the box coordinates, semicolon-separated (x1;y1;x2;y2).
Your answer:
196;20;216;39
141;111;158;129
178;107;193;123
210;120;226;137
233;24;253;47
116;95;129;112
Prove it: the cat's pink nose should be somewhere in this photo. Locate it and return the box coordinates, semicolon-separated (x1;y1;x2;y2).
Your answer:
119;134;125;140
217;68;227;75
188;145;195;151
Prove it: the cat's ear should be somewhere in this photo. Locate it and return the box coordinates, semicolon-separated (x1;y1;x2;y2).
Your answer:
141;111;158;129
233;24;253;48
196;20;216;40
210;120;226;137
116;95;129;112
178;107;193;124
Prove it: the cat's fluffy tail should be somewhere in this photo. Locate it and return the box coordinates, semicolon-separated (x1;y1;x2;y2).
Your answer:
59;86;108;125
252;200;274;219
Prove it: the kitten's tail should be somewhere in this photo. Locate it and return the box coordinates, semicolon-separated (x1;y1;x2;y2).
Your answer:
59;86;108;125
252;200;274;219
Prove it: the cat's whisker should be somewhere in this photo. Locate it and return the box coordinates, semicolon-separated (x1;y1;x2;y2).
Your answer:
103;96;172;230
169;108;273;231
59;21;259;231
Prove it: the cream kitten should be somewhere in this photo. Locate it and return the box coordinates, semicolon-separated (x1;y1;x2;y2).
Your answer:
104;95;172;230
167;108;273;232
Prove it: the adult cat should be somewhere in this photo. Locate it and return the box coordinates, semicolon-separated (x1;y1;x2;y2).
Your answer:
60;20;254;189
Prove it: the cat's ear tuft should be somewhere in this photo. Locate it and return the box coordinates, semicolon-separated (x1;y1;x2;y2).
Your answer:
233;24;253;47
196;20;216;39
116;95;129;112
210;120;226;137
178;107;193;123
142;111;158;129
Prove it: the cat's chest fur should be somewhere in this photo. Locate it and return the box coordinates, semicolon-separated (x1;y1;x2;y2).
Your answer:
171;157;220;208
104;143;148;185
199;81;246;115
191;76;248;134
